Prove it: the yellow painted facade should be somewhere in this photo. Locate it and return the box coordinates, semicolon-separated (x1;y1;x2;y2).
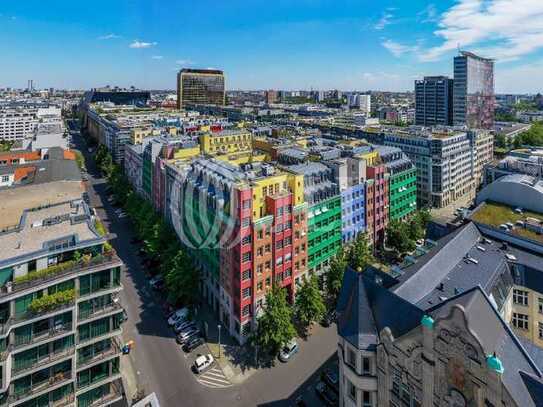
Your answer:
199;131;253;156
172;146;200;160
356;150;379;167
130;127;161;145
250;172;304;220
509;286;543;348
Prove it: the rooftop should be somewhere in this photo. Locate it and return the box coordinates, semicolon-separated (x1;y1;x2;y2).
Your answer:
0;200;102;266
470;201;543;243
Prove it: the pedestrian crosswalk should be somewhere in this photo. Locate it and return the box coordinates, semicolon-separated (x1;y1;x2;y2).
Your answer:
196;366;232;388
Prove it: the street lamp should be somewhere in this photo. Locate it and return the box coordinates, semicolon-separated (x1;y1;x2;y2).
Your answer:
218;324;222;359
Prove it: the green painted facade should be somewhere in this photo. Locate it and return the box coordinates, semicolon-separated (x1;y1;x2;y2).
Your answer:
307;195;342;272
389;168;417;221
142;156;153;199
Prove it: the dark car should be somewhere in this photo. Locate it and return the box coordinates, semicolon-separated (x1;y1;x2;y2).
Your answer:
183;336;204;352
315;381;338;406
322;368;339;393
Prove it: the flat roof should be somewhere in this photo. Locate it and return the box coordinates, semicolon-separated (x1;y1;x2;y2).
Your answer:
0;200;101;265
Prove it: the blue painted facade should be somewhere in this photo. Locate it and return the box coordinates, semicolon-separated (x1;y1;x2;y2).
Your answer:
341;183;366;243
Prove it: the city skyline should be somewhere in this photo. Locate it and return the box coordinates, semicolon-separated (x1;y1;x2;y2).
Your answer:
1;0;543;93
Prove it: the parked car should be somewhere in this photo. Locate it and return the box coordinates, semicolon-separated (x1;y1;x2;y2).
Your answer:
167;308;189;326
183;336;204;352
278;340;299;362
149;275;164;290
322;368;339;393
174;320;195;333
178;327;200;343
315;381;339;406
193;354;214;374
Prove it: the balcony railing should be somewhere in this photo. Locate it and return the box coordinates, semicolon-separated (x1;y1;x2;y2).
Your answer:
78;380;123;407
14;301;75;324
3;255;120;296
52;393;75;407
14;322;73;349
12;346;75;376
78;302;122;322
77;339;121;369
9;370;72;403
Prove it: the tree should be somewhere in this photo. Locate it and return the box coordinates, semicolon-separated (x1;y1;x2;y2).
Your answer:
347;233;374;272
495;134;508;149
386;220;416;255
164;250;200;306
324;248;347;309
408;210;431;241
295;275;326;331
251;286;296;355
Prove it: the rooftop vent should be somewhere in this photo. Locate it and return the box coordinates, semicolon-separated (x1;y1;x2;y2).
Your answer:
476;246;486;252
467;257;479;265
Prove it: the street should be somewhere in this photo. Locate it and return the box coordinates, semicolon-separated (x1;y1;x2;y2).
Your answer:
72;128;338;407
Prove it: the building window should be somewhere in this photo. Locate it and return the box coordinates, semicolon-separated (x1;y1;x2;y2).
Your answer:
257;281;263;291
241;218;250;228
539;298;543;314
347;348;356;369
513;289;529;306
1;175;9;183
242;269;251;281
362;391;371;407
242;287;251;299
241;323;251;336
512;312;529;330
242;252;252;263
347;379;357;402
242;199;251;209
539;323;543;339
362;357;371;375
257;264;263;274
242;235;251;245
391;368;401;396
242;305;250;317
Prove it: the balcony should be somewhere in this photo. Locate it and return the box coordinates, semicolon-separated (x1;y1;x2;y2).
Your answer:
78;302;123;323
14;322;73;350
9;370;73;404
77;380;123;407
12;347;75;377
77;340;121;370
2;255;120;297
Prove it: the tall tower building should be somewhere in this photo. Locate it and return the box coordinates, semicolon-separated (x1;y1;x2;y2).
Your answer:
176;69;225;109
415;76;454;126
453;51;495;129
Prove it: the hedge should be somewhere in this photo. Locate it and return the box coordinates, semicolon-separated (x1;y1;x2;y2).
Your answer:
28;289;75;314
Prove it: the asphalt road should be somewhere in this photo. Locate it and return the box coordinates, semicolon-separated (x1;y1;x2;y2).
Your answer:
72;129;338;407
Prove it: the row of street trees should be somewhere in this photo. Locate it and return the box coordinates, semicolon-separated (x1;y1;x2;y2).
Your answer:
386;210;431;257
94;145;199;307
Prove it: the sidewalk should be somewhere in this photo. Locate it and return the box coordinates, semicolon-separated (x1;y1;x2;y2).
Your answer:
195;305;259;385
120;346;142;404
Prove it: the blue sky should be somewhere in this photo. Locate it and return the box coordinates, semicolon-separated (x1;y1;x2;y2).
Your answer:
1;0;543;93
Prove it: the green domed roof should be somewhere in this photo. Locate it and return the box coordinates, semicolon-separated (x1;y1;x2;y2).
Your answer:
421;315;434;329
486;353;504;374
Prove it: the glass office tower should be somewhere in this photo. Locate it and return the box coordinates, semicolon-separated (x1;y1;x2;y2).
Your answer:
176;69;225;109
453;51;495;129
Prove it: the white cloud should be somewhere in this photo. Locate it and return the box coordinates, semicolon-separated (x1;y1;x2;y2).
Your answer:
151;55;163;60
176;59;194;66
496;60;543;93
129;40;157;49
98;33;120;40
374;9;395;30
382;40;420;57
421;0;543;62
417;4;438;23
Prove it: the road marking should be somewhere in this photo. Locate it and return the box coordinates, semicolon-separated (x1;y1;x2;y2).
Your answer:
197;378;230;388
199;376;230;385
203;371;228;380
